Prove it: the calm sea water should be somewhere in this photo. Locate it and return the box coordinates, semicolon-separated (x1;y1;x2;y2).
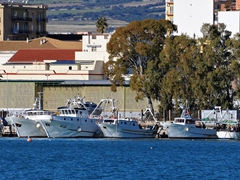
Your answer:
0;137;239;180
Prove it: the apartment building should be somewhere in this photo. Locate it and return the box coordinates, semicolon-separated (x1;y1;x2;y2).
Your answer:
0;2;48;41
165;0;239;38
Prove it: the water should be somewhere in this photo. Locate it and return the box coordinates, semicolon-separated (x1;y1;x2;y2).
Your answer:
0;138;239;180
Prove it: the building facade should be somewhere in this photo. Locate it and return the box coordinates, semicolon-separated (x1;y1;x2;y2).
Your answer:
0;33;113;81
0;2;48;41
166;0;238;38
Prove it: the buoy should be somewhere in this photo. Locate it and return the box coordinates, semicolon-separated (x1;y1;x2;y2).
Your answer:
27;137;32;142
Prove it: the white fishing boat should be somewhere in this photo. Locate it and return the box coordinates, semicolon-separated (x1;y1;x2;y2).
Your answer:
5;93;53;138
165;108;217;139
216;120;240;140
97;118;158;138
41;95;102;138
202;106;240;139
95;99;159;138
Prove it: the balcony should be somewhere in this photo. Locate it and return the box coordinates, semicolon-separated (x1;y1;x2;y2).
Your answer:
12;29;32;35
166;10;174;16
37;31;48;35
37;18;48;23
12;17;32;22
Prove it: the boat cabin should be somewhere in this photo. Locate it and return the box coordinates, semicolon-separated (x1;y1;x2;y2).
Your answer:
174;118;195;125
25;110;53;116
57;107;88;117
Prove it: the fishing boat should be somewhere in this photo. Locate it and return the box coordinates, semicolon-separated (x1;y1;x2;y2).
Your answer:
5;92;53;138
41;95;102;138
202;106;240;139
97;118;158;138
165;108;217;139
216;120;240;139
95;99;159;138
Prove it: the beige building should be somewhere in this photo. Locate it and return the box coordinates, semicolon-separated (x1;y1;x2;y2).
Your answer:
0;33;111;81
0;2;48;41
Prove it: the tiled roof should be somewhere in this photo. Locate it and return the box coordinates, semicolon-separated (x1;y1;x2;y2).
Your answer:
8;49;80;62
0;37;82;51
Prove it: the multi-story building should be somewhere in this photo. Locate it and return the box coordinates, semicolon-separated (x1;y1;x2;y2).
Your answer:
165;0;239;38
0;2;48;41
0;33;112;81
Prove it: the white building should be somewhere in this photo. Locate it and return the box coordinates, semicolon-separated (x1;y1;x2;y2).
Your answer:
218;11;240;37
173;0;214;38
0;33;113;81
75;33;111;63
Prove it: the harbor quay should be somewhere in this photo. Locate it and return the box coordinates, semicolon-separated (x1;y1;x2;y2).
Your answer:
0;80;159;116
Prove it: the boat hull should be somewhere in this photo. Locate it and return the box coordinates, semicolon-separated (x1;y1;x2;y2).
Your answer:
5;116;49;138
217;131;240;140
41;116;102;138
98;123;156;138
167;124;217;139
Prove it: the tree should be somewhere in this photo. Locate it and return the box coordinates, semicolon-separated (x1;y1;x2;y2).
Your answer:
159;35;198;113
104;19;177;112
227;33;240;108
96;17;108;34
194;23;235;109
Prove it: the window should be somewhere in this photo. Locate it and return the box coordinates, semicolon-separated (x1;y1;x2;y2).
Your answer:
92;35;96;39
69;66;72;70
92;47;97;52
170;6;173;14
14;11;17;18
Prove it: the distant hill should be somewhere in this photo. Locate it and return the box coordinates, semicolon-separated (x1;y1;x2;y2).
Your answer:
0;0;165;33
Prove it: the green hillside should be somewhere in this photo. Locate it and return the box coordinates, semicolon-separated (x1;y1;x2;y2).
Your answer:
0;0;165;33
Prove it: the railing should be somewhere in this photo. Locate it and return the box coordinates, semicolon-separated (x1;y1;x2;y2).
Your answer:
37;18;48;23
12;17;32;22
12;29;32;34
37;31;48;35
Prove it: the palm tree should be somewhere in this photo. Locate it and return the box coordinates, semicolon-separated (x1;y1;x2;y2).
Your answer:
96;17;108;34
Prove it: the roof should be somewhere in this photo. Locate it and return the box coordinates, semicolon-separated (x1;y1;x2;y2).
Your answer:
52;60;76;64
8;49;79;63
0;37;82;51
46;34;83;41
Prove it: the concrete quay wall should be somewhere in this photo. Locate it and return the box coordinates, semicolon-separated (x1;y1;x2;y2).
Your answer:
0;82;160;117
